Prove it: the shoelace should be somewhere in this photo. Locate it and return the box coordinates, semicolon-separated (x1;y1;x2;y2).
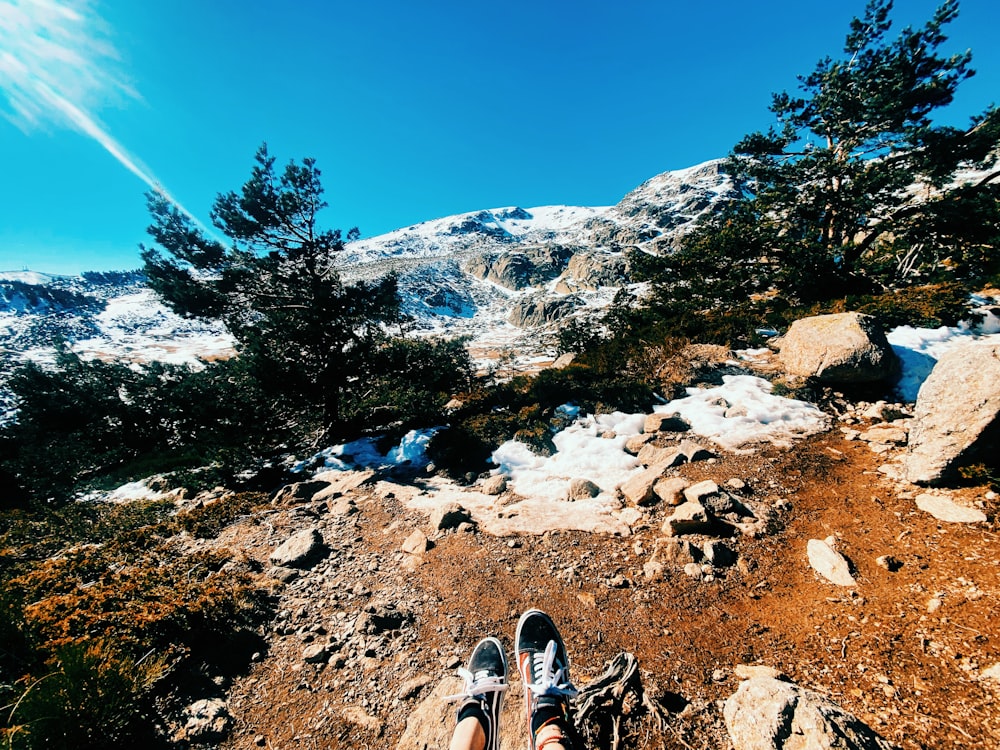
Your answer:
526;641;578;699
444;667;509;703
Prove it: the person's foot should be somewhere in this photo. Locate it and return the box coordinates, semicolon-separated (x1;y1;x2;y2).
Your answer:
447;636;508;750
515;609;578;750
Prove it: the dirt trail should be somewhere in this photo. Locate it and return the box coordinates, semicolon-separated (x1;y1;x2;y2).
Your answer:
218;430;1000;750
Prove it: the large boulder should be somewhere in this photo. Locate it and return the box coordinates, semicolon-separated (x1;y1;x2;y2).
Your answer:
774;313;898;383
904;341;1000;484
724;677;897;750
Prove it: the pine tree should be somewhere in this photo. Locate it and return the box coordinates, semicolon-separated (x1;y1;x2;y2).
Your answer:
141;145;457;444
727;0;1000;295
642;0;1000;314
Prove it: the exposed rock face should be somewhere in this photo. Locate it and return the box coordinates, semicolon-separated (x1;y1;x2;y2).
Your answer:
556;250;627;292
774;313;898;383
507;294;582;328
904;342;1000;484
724;677;897;750
464;245;574;290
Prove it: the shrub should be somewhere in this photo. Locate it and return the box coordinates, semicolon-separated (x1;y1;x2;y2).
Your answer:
2;641;169;750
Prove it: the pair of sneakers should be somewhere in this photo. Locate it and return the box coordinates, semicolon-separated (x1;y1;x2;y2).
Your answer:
449;609;578;750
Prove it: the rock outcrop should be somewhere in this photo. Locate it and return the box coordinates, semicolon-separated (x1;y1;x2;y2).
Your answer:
507;294;581;327
774;313;898;383
724;677;897;750
904;341;1000;484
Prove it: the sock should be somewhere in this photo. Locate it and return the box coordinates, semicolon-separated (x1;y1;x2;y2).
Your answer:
531;703;565;736
458;700;490;743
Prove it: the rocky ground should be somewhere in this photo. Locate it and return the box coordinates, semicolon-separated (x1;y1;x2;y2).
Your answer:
168;406;1000;750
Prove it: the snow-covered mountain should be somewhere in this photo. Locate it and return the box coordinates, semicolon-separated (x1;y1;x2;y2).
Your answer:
0;159;735;393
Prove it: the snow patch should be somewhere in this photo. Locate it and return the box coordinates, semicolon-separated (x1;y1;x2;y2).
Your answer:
655;375;828;451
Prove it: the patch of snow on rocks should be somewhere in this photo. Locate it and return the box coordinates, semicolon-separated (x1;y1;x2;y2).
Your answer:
888;305;1000;402
655;375;828;451
492;411;645;502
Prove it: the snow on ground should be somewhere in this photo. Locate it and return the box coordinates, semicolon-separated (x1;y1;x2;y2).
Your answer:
72;291;233;365
654;375;829;452
491;376;827;501
492;411;646;502
888;305;1000;401
295;429;438;474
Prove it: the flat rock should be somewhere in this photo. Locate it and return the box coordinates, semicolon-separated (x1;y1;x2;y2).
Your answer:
914;493;987;524
396;676;528;750
623;433;655;455
269;527;326;568
272;480;330;506
683;479;720;504
662;501;713;536
644;412;691;433
806;538;856;587
312;468;376;497
905;342;1000;484
653;477;689;506
860;423;909;445
619;464;668;506
636;443;685;468
429;502;472;530
724;677;896;750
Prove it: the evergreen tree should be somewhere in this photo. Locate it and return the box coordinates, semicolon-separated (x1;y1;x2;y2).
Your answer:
645;0;999;314
141;145;405;443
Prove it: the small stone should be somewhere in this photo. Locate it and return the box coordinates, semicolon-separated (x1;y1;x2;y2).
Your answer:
875;555;902;572
807;539;856;587
401;529;430;555
643;560;665;581
303;643;329;663
481;475;507;495
703;540;736;567
683;562;702;579
725;478;747;492
927;597;942;613
397;675;433;700
566;478;601;500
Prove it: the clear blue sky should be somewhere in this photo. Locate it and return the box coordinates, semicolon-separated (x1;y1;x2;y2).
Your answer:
1;0;998;274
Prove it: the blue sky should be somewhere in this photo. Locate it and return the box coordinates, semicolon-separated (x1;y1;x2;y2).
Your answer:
1;0;998;275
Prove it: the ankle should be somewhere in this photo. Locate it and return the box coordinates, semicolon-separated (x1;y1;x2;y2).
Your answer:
534;720;568;750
